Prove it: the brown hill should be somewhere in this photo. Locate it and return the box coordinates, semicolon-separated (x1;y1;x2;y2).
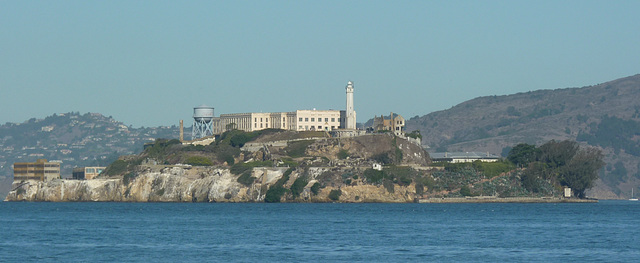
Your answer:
406;74;640;199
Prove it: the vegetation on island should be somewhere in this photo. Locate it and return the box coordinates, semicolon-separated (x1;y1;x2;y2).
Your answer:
98;124;604;202
508;140;604;198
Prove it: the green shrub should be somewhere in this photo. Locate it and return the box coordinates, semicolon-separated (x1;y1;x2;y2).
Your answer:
363;168;384;184
105;160;129;176
460;185;473;196
185;156;214;166
328;189;342;201
371;152;393;165
265;185;287;203
279;159;299;167
311;182;320;195
285;140;314;158
406;130;422;140
337;149;349;160
290;176;308;198
230;161;272;175
230;133;252;147
383;179;394;193
237;170;255;186
415;183;424;195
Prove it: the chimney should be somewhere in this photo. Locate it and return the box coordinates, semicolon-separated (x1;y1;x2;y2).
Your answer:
391;112;395;134
179;120;184;142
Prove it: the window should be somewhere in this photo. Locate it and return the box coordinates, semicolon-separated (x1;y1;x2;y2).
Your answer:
299;117;303;121
325;118;328;122
260;123;263;128
254;123;257;128
311;118;315;122
305;125;308;130
266;123;269;128
282;117;285;121
299;126;303;130
331;118;335;122
260;118;263;122
254;118;257;122
318;126;322;129
305;118;309;121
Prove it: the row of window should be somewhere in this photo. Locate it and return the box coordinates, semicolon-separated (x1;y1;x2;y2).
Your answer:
298;117;340;122
298;125;336;131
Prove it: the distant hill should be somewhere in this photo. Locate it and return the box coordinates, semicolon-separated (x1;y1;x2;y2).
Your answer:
0;112;179;198
406;74;640;199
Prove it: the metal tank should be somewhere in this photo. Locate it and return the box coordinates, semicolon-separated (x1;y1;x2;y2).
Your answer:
193;105;214;122
192;105;215;139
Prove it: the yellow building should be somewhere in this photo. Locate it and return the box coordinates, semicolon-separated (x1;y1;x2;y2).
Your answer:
72;166;106;180
373;113;405;136
13;159;61;181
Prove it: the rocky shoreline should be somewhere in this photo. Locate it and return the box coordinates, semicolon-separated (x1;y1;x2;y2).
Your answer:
4;166;418;203
418;196;597;203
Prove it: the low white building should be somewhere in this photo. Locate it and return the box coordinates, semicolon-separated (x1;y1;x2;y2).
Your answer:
430;152;500;163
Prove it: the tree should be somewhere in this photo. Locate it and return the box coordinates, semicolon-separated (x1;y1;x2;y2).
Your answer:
507;143;539;167
538;140;579;168
559;147;605;198
328;189;342;201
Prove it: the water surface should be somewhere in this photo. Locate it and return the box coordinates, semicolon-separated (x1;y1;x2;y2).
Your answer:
1;201;638;262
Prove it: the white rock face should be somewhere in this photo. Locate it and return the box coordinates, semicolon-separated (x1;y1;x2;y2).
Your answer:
5;167;283;202
4;166;419;203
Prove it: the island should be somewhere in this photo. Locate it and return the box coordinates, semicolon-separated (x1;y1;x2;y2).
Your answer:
5;129;602;203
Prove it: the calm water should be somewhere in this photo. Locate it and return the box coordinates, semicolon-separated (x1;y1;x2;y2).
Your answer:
1;201;638;262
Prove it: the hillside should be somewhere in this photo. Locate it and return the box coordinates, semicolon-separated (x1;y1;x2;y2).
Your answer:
0;112;179;197
406;74;640;198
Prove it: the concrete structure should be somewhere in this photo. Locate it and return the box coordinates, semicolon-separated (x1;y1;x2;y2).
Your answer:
72;166;106;180
345;81;356;130
192;105;215;139
373;112;405;136
430;152;500;163
203;81;357;134
564;187;572;198
295;110;342;131
13;159;61;181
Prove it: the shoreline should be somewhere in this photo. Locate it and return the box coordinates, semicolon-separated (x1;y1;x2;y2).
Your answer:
418;196;597;203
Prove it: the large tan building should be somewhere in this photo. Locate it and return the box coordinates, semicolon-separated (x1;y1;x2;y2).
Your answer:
13;159;61;181
209;81;357;134
373;113;405;136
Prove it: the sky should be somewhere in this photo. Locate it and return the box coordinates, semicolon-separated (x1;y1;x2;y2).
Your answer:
1;1;639;127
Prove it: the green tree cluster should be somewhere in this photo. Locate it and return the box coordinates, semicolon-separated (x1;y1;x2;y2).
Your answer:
507;140;604;198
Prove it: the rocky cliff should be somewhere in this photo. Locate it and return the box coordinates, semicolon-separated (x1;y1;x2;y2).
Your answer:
5;166;418;203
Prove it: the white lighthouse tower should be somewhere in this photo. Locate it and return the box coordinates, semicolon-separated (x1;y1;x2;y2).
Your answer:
345;81;356;129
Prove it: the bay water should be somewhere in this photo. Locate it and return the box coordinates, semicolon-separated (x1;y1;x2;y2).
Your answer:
1;201;638;262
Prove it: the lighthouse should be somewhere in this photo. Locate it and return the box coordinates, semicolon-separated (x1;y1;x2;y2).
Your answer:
345;81;357;129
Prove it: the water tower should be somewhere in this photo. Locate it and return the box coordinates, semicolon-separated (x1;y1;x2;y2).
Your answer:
192;105;214;139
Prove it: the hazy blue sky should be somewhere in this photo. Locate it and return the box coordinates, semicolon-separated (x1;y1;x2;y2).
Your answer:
2;1;639;127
